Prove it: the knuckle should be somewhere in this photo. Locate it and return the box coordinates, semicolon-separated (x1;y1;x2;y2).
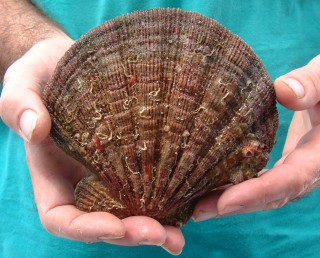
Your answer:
3;69;13;88
264;198;289;211
295;174;320;200
307;66;320;94
39;216;56;235
0;89;15;122
259;176;273;204
309;54;320;67
3;62;20;87
288;171;316;202
25;148;32;165
40;210;65;238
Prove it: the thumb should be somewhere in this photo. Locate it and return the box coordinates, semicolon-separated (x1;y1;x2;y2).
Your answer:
1;57;51;143
0;38;73;143
274;55;320;111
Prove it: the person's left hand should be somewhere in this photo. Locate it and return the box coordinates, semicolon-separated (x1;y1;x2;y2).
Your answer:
193;55;320;221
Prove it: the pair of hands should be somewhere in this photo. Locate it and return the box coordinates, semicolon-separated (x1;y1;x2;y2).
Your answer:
1;36;320;255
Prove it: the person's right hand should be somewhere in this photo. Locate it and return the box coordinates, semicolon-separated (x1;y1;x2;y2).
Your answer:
192;55;320;222
0;37;184;255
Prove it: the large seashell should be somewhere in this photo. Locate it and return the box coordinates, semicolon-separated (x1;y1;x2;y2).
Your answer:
42;8;278;226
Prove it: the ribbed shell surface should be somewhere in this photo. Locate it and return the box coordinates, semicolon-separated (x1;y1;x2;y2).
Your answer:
43;8;278;226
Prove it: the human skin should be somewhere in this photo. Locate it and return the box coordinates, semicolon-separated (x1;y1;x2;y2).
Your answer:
1;0;320;255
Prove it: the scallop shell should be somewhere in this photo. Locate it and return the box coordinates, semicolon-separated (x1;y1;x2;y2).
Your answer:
42;8;278;226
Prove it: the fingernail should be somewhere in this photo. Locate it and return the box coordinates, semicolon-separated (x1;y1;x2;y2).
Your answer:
219;205;244;215
19;109;38;141
139;241;158;246
139;239;166;246
162;246;183;256
192;210;218;222
282;78;305;99
98;234;125;241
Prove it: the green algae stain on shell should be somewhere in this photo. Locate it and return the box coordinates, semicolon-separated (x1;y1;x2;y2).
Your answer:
42;8;278;226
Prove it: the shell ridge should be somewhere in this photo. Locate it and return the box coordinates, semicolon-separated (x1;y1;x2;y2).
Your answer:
110;13;149;213
144;9;173;214
146;9;185;214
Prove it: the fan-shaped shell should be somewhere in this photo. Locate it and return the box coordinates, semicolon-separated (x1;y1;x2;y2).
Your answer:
43;8;278;226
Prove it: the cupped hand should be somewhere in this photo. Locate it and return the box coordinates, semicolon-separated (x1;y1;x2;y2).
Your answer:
0;38;184;255
193;55;320;221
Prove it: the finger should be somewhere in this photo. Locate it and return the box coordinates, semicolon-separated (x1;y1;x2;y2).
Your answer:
274;55;320;111
192;190;224;222
26;143;125;242
107;218;185;255
42;207;126;242
24;141;125;242
192;171;267;222
214;138;320;215
0;56;51;143
282;111;312;156
161;226;185;256
214;172;319;216
105;216;167;246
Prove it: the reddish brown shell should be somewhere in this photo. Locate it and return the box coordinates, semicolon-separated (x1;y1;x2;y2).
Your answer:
42;8;278;226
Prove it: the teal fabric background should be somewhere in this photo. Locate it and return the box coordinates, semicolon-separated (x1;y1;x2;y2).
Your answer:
1;0;320;257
